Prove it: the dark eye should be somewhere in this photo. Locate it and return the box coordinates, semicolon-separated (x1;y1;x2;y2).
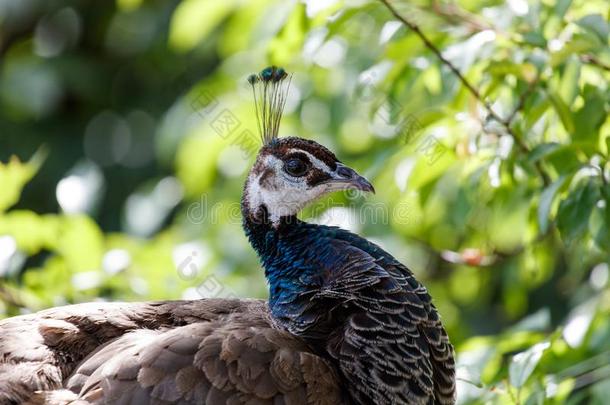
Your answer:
284;158;308;177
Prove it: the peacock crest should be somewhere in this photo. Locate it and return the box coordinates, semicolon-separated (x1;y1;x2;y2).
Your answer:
247;66;292;146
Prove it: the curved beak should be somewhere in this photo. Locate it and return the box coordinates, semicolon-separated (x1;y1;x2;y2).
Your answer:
326;163;375;194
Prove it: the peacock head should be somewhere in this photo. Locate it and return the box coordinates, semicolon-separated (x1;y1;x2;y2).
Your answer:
242;66;374;226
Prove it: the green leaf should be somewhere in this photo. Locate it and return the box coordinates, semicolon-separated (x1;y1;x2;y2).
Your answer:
590;183;610;249
0;211;61;254
0;150;45;212
590;202;610;250
509;341;550;388
56;215;105;272
408;138;454;190
117;0;142;11
509;308;551;333
550;37;596;66
266;2;305;64
577;14;609;43
487;61;537;82
528;142;561;163
557;178;600;243
169;0;237;52
524;96;550;130
523;32;546;48
543;145;582;174
558;57;580;105
573;85;606;144
554;0;572;19
538;174;570;234
548;91;575;134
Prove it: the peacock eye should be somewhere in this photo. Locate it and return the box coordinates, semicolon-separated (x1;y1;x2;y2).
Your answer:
283;158;308;177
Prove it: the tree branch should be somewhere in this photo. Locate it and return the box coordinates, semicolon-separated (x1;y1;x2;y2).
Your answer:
428;0;495;34
378;0;551;186
580;54;610;72
505;75;539;125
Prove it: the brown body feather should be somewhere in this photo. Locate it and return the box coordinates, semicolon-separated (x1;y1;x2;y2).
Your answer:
0;299;343;405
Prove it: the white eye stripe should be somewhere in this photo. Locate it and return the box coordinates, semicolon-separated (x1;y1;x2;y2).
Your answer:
286;149;332;173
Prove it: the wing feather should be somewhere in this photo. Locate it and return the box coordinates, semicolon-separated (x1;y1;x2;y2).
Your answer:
309;228;455;405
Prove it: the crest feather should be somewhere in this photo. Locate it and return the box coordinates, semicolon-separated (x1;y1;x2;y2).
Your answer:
248;66;292;145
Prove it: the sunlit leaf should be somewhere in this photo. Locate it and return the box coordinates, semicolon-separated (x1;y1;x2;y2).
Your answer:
117;0;142;11
577;14;609;43
0;211;61;254
548;91;575;134
528;142;561;163
573;85;606;144
407;138;454;190
169;0;237;52
0;151;45;212
523;95;550;129
509;341;550;388
509;308;551;333
550;37;595;66
268;2;307;64
56;215;105;273
554;0;572;19
557;57;580;104
589;184;610;250
562;298;597;348
538;174;570;234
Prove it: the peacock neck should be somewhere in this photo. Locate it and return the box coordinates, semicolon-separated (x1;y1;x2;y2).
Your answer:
241;207;315;281
241;198;333;336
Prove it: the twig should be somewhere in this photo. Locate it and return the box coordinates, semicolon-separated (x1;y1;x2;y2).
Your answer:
505;379;521;405
505;75;539;125
580;54;610;72
504;76;551;186
428;0;494;33
379;0;486;108
378;0;551;186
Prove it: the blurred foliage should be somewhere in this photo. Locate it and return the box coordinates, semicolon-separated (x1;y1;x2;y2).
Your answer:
0;0;609;403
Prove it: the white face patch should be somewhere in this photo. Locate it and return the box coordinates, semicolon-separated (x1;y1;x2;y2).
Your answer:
245;153;334;225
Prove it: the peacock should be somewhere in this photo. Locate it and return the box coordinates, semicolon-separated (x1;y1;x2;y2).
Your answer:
0;67;455;405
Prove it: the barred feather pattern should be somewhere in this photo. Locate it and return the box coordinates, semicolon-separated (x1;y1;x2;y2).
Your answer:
243;216;456;405
320;230;456;404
